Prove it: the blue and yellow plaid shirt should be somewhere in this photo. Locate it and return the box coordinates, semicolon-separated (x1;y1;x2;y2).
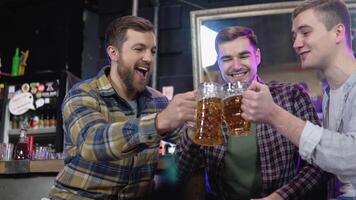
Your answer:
49;66;180;200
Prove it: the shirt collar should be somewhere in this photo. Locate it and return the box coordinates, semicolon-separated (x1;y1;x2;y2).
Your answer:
324;71;356;96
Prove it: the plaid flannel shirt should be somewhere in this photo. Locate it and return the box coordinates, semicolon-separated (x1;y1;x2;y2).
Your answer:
176;80;325;200
49;66;180;200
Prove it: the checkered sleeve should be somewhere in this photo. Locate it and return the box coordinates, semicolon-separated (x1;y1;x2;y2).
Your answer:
275;84;325;199
175;127;204;182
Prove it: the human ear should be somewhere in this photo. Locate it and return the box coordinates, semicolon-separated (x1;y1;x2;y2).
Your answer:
335;23;346;45
107;45;120;62
255;48;261;65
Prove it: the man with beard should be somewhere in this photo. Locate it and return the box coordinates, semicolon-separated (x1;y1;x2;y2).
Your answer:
49;16;196;200
241;0;356;199
175;26;326;200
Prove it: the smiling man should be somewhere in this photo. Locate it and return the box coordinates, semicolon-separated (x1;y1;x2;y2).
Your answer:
176;26;326;200
216;28;260;84
49;16;196;200
241;0;356;199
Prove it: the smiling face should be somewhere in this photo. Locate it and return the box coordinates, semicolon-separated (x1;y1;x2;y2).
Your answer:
109;29;156;97
217;36;261;83
292;9;336;70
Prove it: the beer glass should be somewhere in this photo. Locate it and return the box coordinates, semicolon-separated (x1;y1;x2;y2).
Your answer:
223;81;251;136
193;82;224;146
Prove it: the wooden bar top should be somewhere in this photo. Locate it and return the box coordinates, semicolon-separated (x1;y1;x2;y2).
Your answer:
0;159;64;174
0;156;172;174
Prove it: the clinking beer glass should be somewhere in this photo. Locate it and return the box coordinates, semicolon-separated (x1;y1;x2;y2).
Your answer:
223;81;251;136
193;82;224;146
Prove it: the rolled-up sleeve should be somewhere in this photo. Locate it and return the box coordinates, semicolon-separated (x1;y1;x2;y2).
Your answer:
299;121;323;162
300;121;356;176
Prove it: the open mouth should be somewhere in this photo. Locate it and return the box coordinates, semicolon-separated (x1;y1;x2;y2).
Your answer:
135;66;149;79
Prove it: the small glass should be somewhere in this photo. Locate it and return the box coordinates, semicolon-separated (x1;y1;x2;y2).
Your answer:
193;82;224;146
223;81;251;136
0;143;14;161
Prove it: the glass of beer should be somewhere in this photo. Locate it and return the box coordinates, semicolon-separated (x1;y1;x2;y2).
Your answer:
223;81;251;136
193;82;224;146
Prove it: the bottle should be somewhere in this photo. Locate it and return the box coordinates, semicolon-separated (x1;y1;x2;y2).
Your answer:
50;98;57;127
18;50;29;76
39;114;44;128
27;135;34;160
11;48;20;76
12;115;19;129
44;98;50;128
0;83;4;100
44;113;50;128
13;128;29;160
49;99;57;127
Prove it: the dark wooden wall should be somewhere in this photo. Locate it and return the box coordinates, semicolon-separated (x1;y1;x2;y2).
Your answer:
0;0;296;93
0;0;84;77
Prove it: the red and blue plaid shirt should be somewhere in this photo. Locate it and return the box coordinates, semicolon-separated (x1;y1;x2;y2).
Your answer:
176;80;326;199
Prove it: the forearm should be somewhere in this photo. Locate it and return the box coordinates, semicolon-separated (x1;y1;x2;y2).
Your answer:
267;192;284;200
156;111;172;135
269;104;306;147
300;122;356;176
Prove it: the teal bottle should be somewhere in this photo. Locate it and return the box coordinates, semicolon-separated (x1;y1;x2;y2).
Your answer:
11;48;20;76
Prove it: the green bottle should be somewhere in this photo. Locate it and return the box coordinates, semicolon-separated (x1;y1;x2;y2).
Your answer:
11;48;20;76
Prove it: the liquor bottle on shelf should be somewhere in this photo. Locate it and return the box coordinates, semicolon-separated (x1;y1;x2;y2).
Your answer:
31;115;39;129
11;115;20;129
49;99;57;127
44;113;50;128
39;113;44;128
13;123;29;160
44;98;50;128
36;100;45;129
28;106;38;130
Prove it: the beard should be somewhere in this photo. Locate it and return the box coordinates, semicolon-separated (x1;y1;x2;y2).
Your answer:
117;61;150;94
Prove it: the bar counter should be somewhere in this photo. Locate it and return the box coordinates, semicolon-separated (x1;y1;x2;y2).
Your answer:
0;156;171;174
0;156;204;200
0;159;64;174
0;160;63;200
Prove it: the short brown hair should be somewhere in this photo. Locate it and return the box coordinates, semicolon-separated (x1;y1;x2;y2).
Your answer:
105;15;154;50
215;26;258;54
292;0;351;48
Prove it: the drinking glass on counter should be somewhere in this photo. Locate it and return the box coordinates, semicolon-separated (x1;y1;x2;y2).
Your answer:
0;143;14;161
223;81;251;136
193;82;224;146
